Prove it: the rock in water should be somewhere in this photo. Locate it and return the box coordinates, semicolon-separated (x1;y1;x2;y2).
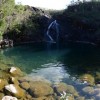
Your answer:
2;96;18;100
82;86;94;95
79;74;95;85
54;83;78;97
5;84;25;98
29;81;53;97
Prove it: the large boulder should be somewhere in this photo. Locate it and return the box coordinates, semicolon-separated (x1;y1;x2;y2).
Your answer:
5;84;25;98
2;96;18;100
29;81;54;97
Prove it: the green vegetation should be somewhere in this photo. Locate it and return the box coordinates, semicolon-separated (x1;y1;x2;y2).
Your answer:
53;1;100;44
66;1;100;24
0;0;43;42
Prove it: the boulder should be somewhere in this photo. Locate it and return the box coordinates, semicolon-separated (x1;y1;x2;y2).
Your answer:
95;72;100;83
0;93;4;100
76;96;85;100
67;96;74;100
46;96;55;100
29;81;54;97
0;79;8;91
9;77;19;85
20;82;30;90
2;96;18;100
33;96;47;100
54;83;68;93
82;86;94;95
9;67;23;77
79;74;95;85
54;83;78;96
5;84;25;98
66;85;78;96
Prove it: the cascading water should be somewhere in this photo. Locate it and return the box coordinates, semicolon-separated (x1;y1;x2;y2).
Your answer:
46;20;59;43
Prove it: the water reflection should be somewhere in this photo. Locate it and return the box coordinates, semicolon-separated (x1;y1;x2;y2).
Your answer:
59;43;100;75
0;43;100;78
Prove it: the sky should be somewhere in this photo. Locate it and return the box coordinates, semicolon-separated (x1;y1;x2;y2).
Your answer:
15;0;91;10
15;0;73;10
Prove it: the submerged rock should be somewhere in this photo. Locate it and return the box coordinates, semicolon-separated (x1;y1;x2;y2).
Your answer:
54;83;78;97
5;84;25;98
76;96;85;100
29;81;54;97
82;86;94;95
2;96;18;100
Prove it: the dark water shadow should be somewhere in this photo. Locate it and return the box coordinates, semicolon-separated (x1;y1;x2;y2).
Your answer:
58;43;100;76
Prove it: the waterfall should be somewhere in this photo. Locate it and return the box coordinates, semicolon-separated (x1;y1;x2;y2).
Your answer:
46;20;59;43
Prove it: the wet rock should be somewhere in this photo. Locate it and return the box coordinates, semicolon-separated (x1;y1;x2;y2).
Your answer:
33;96;47;100
82;86;94;95
54;83;68;94
9;67;23;77
5;84;25;98
20;82;30;90
54;83;78;96
95;72;100;83
0;70;11;80
94;88;100;100
46;96;55;100
0;93;4;100
67;96;74;100
2;96;18;100
66;85;78;96
80;74;95;85
9;77;19;85
0;79;8;91
25;93;32;99
76;96;85;100
96;84;100;88
29;81;54;97
60;93;74;100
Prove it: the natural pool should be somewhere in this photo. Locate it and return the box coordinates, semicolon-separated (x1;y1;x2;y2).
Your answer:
0;42;100;99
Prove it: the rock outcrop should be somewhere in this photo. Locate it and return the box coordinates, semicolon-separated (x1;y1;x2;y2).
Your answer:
5;84;25;98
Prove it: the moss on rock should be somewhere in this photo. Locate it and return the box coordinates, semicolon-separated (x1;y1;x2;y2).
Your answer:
29;81;54;97
5;84;25;98
20;82;30;90
79;74;95;85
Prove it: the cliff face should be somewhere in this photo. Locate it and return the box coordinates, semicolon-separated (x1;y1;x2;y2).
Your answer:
1;1;100;45
52;1;100;45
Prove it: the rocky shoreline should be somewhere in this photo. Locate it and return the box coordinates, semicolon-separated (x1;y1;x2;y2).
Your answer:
0;66;99;100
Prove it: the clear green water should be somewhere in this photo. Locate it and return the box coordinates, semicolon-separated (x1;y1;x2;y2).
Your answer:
0;42;100;83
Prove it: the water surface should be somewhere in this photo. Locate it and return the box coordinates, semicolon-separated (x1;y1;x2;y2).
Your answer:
0;43;100;83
